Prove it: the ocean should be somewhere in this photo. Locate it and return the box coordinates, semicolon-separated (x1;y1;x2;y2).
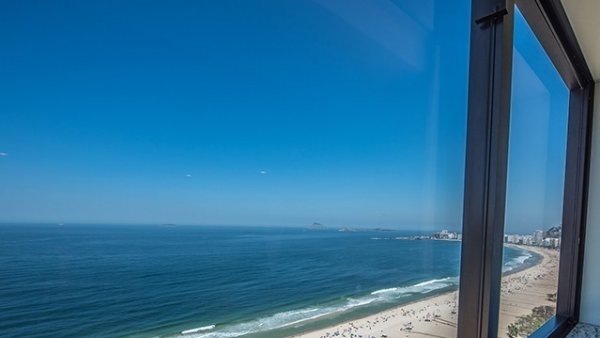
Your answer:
0;224;540;338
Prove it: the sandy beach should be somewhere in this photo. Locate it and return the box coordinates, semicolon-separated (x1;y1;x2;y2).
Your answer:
291;245;559;338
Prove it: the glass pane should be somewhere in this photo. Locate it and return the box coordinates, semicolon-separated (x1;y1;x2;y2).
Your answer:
0;1;470;337
499;8;569;338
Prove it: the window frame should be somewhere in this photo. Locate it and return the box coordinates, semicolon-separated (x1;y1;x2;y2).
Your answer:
457;0;595;338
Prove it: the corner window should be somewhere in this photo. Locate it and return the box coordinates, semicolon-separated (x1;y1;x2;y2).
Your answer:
499;8;569;338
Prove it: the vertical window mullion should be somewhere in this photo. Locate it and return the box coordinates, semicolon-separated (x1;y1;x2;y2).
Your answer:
457;1;514;338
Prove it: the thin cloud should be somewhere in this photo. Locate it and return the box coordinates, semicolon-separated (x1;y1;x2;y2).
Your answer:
260;170;267;175
0;152;7;157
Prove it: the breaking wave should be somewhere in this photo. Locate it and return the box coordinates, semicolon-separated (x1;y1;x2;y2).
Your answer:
503;249;534;273
175;277;458;338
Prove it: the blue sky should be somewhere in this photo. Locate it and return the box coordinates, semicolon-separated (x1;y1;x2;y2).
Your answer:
0;1;566;232
505;9;569;233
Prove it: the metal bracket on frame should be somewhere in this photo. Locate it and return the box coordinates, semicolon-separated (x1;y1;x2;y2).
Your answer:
475;6;509;25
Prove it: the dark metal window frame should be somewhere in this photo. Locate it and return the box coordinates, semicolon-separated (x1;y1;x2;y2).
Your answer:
457;1;595;338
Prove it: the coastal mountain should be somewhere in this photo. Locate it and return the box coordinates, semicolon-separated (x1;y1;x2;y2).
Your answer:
308;222;326;230
545;226;562;238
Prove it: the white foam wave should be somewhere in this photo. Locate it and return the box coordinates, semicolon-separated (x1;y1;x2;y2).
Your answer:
371;287;397;295
175;277;458;338
370;277;458;297
503;250;533;273
181;325;216;334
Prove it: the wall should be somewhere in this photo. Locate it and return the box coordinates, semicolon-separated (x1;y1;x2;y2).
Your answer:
580;82;600;325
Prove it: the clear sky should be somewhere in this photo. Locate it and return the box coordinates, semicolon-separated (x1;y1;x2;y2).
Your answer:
0;1;566;232
505;9;569;233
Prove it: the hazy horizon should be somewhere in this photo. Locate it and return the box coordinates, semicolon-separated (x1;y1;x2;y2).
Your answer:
0;1;566;233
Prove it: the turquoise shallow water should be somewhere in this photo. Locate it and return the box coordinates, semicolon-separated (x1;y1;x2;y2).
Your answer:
0;224;539;338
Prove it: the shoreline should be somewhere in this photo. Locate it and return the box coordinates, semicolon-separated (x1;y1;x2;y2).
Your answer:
289;245;559;338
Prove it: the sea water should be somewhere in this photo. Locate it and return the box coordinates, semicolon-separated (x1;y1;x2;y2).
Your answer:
0;224;540;338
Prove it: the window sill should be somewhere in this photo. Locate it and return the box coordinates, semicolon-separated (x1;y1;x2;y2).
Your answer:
565;323;600;337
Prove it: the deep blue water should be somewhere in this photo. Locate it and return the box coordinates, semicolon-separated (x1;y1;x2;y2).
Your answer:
0;224;538;338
